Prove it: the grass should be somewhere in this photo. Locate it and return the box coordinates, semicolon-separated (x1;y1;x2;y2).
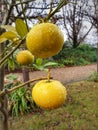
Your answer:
1;81;98;130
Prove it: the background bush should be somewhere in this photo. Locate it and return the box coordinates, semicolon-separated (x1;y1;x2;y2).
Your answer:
6;43;97;71
53;43;97;66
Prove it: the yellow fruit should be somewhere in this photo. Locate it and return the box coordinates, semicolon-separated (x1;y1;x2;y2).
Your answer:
16;50;34;65
26;22;64;58
32;80;67;109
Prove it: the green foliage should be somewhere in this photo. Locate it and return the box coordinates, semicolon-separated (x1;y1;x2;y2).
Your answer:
0;25;18;43
7;57;16;71
5;74;36;117
8;81;98;130
8;87;37;117
9;88;28;116
0;31;17;43
0;31;17;40
6;74;18;81
15;19;28;38
0;37;8;43
0;25;16;33
53;43;97;66
33;58;58;71
0;18;27;44
7;49;20;71
60;58;74;66
87;72;98;82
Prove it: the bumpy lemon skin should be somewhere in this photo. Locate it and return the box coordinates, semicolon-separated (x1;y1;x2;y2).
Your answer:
16;50;34;65
26;23;64;58
32;80;67;109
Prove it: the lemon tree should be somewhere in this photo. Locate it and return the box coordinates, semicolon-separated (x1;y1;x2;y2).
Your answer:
32;79;67;109
26;22;64;58
0;1;68;130
16;50;34;65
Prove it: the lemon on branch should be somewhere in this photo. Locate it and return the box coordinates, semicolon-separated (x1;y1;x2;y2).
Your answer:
32;79;67;109
16;50;34;65
26;22;64;58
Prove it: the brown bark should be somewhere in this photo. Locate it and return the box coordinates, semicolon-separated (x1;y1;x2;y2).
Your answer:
22;67;30;88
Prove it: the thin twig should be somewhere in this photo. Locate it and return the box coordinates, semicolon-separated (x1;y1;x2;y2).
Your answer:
19;0;29;31
0;42;15;58
44;0;68;22
0;39;25;68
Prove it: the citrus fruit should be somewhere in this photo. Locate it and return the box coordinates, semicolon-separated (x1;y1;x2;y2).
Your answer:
26;22;64;58
16;50;34;65
32;79;67;109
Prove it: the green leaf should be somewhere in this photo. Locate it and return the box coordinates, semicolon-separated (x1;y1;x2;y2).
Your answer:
6;74;17;81
1;25;17;33
15;19;28;38
36;58;43;66
0;37;7;43
7;58;15;71
0;31;17;40
33;64;44;71
43;62;58;67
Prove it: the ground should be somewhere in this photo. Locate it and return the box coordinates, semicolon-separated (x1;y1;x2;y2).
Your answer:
1;63;98;130
14;64;97;84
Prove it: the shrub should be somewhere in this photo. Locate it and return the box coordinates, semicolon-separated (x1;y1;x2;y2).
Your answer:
5;74;37;117
8;87;37;117
53;43;97;66
87;72;98;82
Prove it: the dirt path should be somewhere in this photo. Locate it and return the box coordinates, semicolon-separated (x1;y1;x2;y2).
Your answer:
14;64;97;84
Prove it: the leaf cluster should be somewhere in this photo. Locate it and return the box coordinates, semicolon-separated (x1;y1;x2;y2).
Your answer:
5;74;36;117
8;87;35;117
0;19;29;69
0;19;28;44
53;43;97;66
87;72;98;82
33;58;58;71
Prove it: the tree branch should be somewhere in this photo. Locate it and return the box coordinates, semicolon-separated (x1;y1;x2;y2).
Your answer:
0;39;24;68
0;76;52;97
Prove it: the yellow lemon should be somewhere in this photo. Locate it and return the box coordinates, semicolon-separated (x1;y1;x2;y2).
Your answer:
26;23;64;58
16;50;34;65
32;80;67;109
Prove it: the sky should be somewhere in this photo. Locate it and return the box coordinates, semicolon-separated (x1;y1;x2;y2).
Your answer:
12;0;97;46
34;0;98;45
36;0;53;3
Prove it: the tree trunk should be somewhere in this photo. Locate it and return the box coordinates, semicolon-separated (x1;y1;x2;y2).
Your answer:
0;43;9;130
73;35;78;48
97;43;98;73
22;67;30;88
0;96;9;130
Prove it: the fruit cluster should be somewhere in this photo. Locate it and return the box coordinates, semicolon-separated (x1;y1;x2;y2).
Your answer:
16;22;67;110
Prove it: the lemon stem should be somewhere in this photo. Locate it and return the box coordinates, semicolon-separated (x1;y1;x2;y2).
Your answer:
47;68;51;82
